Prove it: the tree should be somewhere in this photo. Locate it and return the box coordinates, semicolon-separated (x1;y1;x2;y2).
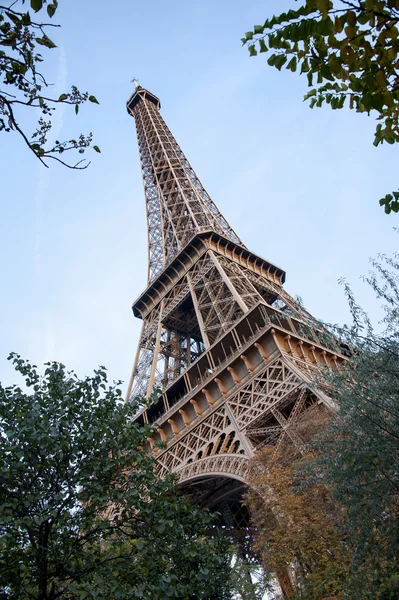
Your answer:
1;0;100;169
229;555;274;600
242;0;399;213
246;438;351;600
0;354;232;600
306;251;399;599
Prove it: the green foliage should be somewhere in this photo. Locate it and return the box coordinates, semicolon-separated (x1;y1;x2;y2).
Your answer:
307;251;399;598
0;354;232;600
0;0;100;169
228;555;277;600
244;1;399;213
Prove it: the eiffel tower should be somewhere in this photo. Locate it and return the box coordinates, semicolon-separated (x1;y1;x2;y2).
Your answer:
125;81;343;576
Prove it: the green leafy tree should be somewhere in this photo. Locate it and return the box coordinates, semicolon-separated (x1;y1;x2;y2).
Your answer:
229;555;275;600
307;252;399;599
0;354;232;600
0;0;100;169
243;0;399;213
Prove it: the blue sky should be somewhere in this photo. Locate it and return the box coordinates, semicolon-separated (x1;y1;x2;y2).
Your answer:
1;0;398;389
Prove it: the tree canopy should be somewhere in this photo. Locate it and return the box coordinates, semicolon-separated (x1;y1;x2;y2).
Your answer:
309;252;399;598
0;354;232;600
0;0;100;169
243;0;399;213
247;444;350;600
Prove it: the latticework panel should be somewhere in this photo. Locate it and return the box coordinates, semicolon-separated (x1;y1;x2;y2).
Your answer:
129;255;213;399
216;255;262;310
128;246;324;400
190;254;245;346
130;89;242;282
156;406;247;477
227;358;301;429
130;304;163;398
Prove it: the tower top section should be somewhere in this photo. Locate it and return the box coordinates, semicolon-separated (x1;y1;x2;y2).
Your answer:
127;83;161;113
126;83;243;283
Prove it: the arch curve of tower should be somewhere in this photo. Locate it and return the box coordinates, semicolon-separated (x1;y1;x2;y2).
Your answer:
175;453;249;486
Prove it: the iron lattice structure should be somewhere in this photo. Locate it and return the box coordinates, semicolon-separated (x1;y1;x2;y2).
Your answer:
126;84;344;589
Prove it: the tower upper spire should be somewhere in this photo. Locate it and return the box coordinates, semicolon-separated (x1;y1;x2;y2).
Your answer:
127;84;243;283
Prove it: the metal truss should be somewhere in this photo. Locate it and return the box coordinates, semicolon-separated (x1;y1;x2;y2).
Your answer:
226;358;306;430
126;83;344;508
128;85;242;283
152;355;321;480
156;405;241;477
127;239;326;401
124;84;346;600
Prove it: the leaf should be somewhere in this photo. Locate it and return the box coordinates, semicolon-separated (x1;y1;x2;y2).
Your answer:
286;56;297;72
248;44;257;57
315;0;330;19
1;37;17;47
254;24;264;35
347;10;356;27
300;58;310;73
58;93;68;102
334;16;343;33
382;91;393;108
375;71;386;89
274;54;287;71
357;11;369;25
6;12;21;25
304;89;317;100
30;0;43;12
21;12;32;26
93;145;101;153
344;25;356;39
36;34;57;49
328;54;341;75
75;104;79;115
89;95;99;104
320;64;334;82
47;3;57;18
259;39;268;53
267;54;277;66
